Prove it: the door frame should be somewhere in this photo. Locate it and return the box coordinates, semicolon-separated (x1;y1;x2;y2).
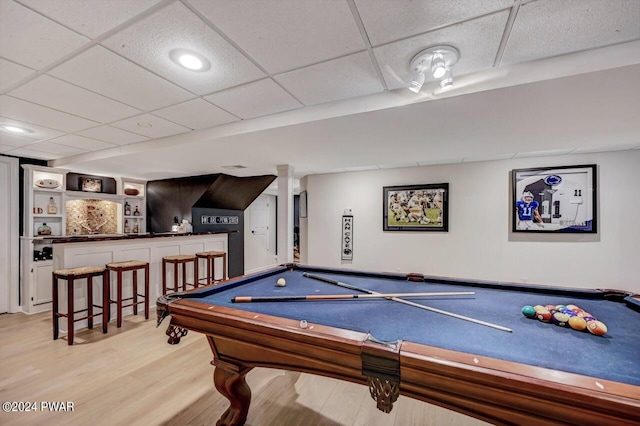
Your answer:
0;155;20;313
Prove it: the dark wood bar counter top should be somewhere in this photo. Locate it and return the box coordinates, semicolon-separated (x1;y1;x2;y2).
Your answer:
42;231;236;244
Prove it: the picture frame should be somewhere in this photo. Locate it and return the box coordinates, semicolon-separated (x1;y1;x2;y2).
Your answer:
383;183;449;231
80;177;102;193
512;164;597;233
299;191;307;218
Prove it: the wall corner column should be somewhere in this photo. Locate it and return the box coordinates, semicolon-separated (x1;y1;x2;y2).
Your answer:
276;164;294;264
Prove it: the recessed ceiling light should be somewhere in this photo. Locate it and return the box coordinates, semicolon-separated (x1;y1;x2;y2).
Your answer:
169;49;210;72
1;125;32;134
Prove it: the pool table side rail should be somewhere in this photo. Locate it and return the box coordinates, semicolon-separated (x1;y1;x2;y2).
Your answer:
164;299;373;386
400;341;640;426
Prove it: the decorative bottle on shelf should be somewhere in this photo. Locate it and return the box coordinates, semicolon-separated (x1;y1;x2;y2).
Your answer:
124;219;131;234
124;201;131;216
132;221;139;234
37;223;52;236
47;197;57;214
133;206;141;216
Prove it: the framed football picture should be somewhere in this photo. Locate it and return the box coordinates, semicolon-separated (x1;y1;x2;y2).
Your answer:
383;183;449;231
512;164;597;233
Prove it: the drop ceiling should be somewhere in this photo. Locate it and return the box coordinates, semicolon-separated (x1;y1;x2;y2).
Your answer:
1;0;639;180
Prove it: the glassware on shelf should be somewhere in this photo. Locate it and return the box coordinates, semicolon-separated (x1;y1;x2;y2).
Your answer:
133;206;141;216
124;201;131;216
124;219;131;233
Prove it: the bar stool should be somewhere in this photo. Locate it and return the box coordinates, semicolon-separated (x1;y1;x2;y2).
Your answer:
195;251;227;286
162;254;196;294
105;260;149;328
52;265;108;345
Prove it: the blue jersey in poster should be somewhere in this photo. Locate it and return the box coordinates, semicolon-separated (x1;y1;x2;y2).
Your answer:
516;200;539;221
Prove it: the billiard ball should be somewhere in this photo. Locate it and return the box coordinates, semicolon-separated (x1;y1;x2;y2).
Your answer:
536;310;552;322
299;320;308;329
276;278;286;287
521;305;536;318
551;312;570;327
568;316;587;331
587;320;608;336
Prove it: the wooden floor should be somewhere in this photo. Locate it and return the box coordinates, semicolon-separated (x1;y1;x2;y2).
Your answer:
0;311;489;426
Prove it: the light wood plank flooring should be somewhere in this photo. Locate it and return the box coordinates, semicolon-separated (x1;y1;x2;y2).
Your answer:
0;311;489;425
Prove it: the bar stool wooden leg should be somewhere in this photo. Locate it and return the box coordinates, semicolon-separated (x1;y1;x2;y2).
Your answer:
87;275;94;330
133;268;138;316
174;260;179;292
162;258;167;295
222;253;227;281
194;260;199;288
52;274;59;340
207;257;212;285
103;270;109;334
117;268;123;328
67;276;74;346
144;263;150;319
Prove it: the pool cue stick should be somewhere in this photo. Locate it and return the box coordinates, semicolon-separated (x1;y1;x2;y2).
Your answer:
231;291;475;303
302;272;512;333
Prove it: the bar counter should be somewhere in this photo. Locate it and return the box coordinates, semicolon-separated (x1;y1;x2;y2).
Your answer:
44;230;236;244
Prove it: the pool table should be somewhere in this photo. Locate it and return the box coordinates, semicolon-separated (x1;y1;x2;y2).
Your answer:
157;264;640;426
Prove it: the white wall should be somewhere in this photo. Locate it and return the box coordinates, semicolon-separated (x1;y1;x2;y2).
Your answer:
302;150;640;292
244;194;278;274
0;155;20;313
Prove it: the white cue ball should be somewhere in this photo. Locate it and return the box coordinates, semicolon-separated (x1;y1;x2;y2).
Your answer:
276;278;286;287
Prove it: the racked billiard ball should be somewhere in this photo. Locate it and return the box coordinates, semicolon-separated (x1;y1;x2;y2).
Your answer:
587;320;608;336
276;278;286;287
552;312;570;327
536;310;552;322
521;305;536;318
568;316;587;331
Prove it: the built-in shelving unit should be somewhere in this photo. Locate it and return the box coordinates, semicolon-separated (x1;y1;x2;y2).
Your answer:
21;166;147;313
21;165;69;313
119;178;147;235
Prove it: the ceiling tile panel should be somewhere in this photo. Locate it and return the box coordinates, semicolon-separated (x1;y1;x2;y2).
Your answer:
153;98;238;130
102;1;265;95
373;11;509;90
6;146;64;159
19;0;163;38
49;46;195;110
110;113;191;138
48;134;117;151
355;0;513;46
0;95;99;132
22;140;88;156
77;125;149;145
9;75;142;123
0;58;35;92
0;130;35;147
190;0;366;74
0;116;64;140
275;52;383;106
502;0;640;65
0;1;89;69
205;79;303;119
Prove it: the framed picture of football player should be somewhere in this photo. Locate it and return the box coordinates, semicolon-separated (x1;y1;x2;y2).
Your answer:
512;164;597;233
383;183;449;231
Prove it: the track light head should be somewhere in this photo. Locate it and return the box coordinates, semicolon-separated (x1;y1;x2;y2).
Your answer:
408;45;459;93
409;71;426;93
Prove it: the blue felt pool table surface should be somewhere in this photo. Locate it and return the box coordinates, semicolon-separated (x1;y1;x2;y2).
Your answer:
180;265;640;387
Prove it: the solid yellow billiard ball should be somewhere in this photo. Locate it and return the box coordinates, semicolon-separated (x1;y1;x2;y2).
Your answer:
276;278;286;287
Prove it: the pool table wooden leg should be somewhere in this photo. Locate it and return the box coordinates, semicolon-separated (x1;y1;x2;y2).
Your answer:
212;362;253;426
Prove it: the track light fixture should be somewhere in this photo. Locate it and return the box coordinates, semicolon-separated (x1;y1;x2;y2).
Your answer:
408;45;460;93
